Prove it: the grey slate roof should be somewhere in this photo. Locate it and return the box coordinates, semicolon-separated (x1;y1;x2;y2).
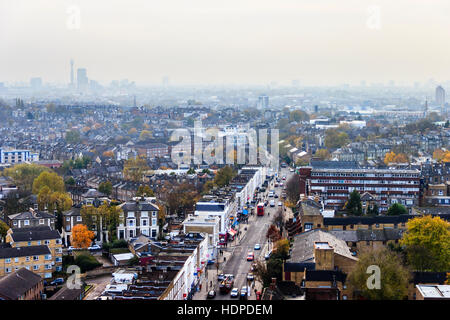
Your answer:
289;229;357;263
8;210;55;221
0;268;42;300
10;228;61;242
0;245;51;259
122;201;159;212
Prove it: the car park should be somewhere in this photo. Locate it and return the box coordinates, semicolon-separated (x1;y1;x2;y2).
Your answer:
230;288;239;298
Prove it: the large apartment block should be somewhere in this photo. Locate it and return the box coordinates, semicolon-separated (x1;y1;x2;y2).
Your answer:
0;147;39;164
298;161;420;212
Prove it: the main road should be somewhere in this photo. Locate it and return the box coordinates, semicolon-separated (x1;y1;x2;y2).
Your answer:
213;166;294;300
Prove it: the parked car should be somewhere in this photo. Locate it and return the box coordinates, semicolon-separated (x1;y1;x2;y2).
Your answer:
269;200;275;207
50;278;64;286
230;288;239;298
290;168;295;172
207;290;216;299
265;251;272;260
278;201;283;206
88;244;101;251
247;273;255;281
254;243;261;250
217;273;225;281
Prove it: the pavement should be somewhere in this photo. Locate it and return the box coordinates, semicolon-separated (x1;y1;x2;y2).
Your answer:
192;167;294;300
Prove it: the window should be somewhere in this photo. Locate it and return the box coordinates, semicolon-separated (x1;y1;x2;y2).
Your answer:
142;219;148;226
39;219;45;224
5;267;12;273
45;264;52;270
33;265;39;270
26;256;30;262
24;220;30;226
152;212;157;217
5;258;11;264
44;240;50;245
37;241;41;245
152;218;157;226
28;242;32;246
77;216;82;222
45;255;52;260
127;212;135;218
33;256;39;261
141;212;148;218
66;217;70;222
14;258;19;263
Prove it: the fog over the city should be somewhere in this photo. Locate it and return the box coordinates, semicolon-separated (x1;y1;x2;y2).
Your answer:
1;0;450;86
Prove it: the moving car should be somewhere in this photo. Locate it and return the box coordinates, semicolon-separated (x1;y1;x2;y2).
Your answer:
240;286;248;300
274;194;279;198
207;290;216;299
268;191;274;197
290;168;295;172
247;252;254;261
269;200;275;207
217;273;225;281
278;201;283;206
230;288;239;298
254;243;261;250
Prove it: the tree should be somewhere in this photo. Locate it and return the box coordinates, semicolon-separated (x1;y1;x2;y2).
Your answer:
386;203;407;216
324;129;349;149
289;110;310;122
98;181;113;196
401;215;450;272
2;163;50;191
266;224;281;242
32;171;65;195
285;174;301;204
71;224;95;249
347;247;410;300
384;151;396;165
139;130;152;141
314;148;330;160
202;180;215;194
345;190;362;216
136;185;154;197
214;166;235;187
65;130;81;144
0;220;9;242
273;238;290;260
123;156;149;182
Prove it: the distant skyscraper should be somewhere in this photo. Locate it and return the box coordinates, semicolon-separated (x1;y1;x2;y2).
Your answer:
77;68;88;91
258;94;269;109
436;85;446;114
423;98;428;118
70;59;74;87
30;77;42;89
162;76;169;88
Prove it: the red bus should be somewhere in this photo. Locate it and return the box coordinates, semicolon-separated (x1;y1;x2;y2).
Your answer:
257;203;264;216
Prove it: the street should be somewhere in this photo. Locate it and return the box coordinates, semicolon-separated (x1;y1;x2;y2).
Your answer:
194;166;294;300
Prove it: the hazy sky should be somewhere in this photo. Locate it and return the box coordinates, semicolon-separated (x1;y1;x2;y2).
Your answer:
1;0;450;86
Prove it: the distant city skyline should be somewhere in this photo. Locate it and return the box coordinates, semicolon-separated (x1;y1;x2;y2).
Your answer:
1;0;450;86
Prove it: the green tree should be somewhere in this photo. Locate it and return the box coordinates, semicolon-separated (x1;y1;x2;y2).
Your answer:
347;247;410;300
386;203;407;216
214;166;235;187
0;220;9;242
65;129;81;144
401;215;450;272
98;181;113;196
345;190;362;216
324;128;349;149
32;171;65;194
136;185;155;197
2;163;50;191
289;110;310;122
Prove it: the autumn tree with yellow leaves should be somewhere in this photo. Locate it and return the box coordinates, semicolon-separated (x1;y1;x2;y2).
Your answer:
384;151;409;165
71;224;95;249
